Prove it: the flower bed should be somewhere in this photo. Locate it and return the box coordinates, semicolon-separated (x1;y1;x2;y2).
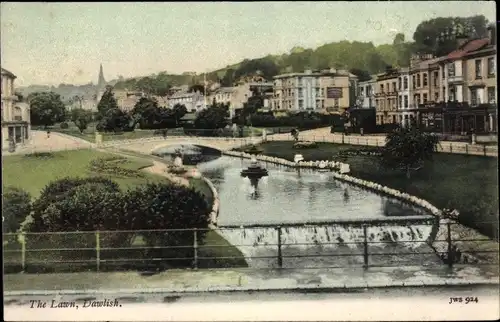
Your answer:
88;157;145;178
293;141;318;149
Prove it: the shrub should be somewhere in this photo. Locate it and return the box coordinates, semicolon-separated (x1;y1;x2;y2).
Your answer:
122;183;211;268
59;122;69;129
30;177;121;232
2;186;32;233
88;158;144;178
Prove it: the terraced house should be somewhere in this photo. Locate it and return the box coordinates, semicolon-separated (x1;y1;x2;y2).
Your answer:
374;67;399;125
1;68;31;148
418;25;497;134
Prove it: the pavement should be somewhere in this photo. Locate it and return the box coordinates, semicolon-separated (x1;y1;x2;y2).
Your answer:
4;265;499;296
4;285;500;321
2;130;94;155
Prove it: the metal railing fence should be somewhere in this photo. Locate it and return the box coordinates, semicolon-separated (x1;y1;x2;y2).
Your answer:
3;221;498;273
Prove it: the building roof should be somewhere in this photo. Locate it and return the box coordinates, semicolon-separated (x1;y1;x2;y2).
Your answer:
446;38;490;60
1;67;16;79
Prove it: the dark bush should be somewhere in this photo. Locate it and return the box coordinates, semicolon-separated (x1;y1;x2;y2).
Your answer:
59;122;69;129
2;186;32;233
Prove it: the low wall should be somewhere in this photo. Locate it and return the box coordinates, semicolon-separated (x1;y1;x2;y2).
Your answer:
200;176;220;229
221;150;487;263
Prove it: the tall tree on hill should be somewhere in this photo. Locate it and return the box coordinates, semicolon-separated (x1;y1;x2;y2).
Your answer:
96;86;119;116
28;91;66;128
413;15;489;56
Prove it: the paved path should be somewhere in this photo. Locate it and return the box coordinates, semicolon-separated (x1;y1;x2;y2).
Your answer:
5;285;500;321
2;130;94;155
269;127;498;157
4;265;498;295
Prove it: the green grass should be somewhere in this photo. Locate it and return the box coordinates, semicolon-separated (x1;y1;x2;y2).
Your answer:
253;141;499;241
2;148;248;272
2;149;164;198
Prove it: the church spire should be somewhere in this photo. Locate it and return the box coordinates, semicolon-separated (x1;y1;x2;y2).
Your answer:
97;64;106;88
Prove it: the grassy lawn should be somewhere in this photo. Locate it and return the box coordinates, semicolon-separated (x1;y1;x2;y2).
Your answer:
252;141;499;241
2;149;164;197
3;148;247;272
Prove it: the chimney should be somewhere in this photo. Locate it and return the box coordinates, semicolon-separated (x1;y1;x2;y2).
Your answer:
488;25;496;46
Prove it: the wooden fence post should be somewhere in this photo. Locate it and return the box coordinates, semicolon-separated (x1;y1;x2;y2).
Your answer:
193;228;198;269
484;145;487;156
449;143;453;153
277;226;283;268
363;225;369;269
96;231;100;272
465;144;468;154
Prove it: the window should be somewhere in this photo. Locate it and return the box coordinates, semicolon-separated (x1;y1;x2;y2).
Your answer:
475;60;482;79
416;74;421;87
488;58;495;77
392;82;396;93
403;77;408;90
449;87;456;101
297;77;302;86
298;99;304;109
320;88;324;97
434;92;439;102
470;89;478;106
380;84;384;93
423;93;428;103
412;75;416;89
334;99;339;108
398;78;402;90
423;73;428;87
316;99;320;107
448;63;455;77
359;87;364;95
298;88;303;98
404;95;408;108
487;87;496;103
415;94;421;105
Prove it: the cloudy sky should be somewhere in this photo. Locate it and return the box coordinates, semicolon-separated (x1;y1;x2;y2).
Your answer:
1;2;496;86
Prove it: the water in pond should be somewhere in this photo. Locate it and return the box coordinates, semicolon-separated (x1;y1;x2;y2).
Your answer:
155;146;441;268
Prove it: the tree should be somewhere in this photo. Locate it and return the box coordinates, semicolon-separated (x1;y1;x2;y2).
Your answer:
194;106;228;132
2;186;31;233
413;15;489;56
172;103;188;127
130;97;160;128
188;84;205;95
70;108;93;133
381;125;440;178
221;68;235;86
96;86;131;132
28;92;66;128
96;86;119;116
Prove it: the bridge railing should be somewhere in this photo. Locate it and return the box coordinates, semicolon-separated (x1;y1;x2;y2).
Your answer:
266;135;498;157
4;221;498;273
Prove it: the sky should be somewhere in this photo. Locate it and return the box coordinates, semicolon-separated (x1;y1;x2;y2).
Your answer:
1;1;496;87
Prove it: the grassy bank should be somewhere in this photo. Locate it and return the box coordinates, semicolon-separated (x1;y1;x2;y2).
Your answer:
3;149;247;271
250;141;499;240
2;149;164;197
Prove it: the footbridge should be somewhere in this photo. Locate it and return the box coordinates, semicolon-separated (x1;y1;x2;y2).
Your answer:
99;136;263;154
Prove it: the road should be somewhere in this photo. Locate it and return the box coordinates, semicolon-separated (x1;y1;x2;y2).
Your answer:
4;285;499;321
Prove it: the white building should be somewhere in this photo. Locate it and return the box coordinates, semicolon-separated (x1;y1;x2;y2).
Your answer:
272;69;357;114
357;78;376;109
168;91;206;112
1;68;31;148
397;67;413;127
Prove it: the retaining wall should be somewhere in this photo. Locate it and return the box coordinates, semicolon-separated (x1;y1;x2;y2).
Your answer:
221;150;486;263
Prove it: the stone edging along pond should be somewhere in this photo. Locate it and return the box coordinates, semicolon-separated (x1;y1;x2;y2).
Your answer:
221;150;483;264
